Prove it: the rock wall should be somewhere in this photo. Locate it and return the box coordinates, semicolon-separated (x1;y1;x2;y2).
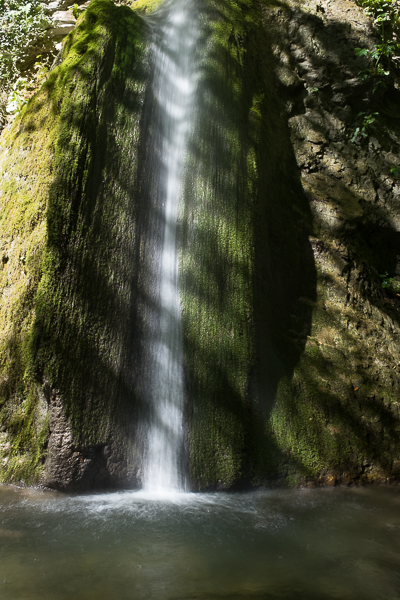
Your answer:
257;0;400;486
180;0;400;489
0;0;399;490
0;0;150;489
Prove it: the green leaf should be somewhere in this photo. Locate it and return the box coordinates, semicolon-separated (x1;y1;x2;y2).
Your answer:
351;127;360;143
390;166;400;178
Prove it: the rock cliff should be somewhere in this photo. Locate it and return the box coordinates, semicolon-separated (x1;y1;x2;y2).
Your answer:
0;0;399;490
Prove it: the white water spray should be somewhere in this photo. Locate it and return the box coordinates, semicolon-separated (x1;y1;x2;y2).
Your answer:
144;0;199;493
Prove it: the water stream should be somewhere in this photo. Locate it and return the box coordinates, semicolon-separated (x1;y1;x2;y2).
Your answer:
144;0;199;493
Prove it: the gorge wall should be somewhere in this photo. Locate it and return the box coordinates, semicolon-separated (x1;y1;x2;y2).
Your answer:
0;0;151;489
0;0;399;490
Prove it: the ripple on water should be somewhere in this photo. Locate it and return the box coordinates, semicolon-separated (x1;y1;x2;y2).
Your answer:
0;486;400;600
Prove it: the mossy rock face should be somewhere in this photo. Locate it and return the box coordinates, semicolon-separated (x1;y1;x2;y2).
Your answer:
179;0;257;489
1;0;400;491
0;0;150;489
180;0;400;489
179;0;317;490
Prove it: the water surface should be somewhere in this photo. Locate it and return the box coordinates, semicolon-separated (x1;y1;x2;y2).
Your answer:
0;485;399;599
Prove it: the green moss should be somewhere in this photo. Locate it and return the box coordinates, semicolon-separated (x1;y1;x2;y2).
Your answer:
178;0;261;489
268;259;400;484
131;0;164;14
0;55;60;484
0;384;49;483
31;0;149;447
178;0;318;490
0;0;150;484
180;0;400;486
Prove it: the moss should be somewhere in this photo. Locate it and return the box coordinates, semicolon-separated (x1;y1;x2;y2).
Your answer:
179;0;399;490
178;0;318;490
0;384;49;483
0;0;150;485
269;259;400;484
31;0;150;456
130;0;164;14
0;62;59;484
178;0;260;489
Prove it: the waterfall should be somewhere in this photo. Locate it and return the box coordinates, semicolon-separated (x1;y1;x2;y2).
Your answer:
143;0;199;493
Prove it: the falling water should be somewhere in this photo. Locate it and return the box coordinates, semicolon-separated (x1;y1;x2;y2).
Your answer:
144;0;199;493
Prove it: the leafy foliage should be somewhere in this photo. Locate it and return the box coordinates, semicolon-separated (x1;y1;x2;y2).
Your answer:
350;111;379;142
5;56;53;114
380;272;400;293
0;0;51;123
355;0;400;90
0;0;51;84
390;165;400;177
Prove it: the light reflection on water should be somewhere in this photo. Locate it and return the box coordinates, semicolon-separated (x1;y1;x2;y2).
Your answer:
0;485;400;599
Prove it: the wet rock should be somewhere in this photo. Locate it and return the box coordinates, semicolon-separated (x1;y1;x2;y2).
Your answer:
44;391;139;491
